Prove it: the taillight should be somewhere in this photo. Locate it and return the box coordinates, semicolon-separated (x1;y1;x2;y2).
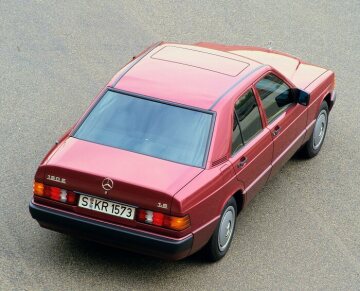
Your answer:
136;209;190;231
33;181;77;205
33;182;44;196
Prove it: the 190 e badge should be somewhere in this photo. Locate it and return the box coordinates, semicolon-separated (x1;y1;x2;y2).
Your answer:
46;175;66;184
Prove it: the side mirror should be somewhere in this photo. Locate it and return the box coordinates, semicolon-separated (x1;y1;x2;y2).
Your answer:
291;88;310;106
275;90;294;107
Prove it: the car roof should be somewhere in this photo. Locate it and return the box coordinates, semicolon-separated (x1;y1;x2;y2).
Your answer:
110;43;264;110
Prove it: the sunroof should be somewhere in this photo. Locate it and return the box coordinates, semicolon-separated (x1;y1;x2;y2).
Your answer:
152;46;249;76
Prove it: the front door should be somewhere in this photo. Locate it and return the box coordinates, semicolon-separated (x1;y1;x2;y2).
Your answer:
254;73;307;177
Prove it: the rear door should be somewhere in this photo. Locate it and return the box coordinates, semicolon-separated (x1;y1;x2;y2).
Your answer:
254;73;307;177
228;89;273;204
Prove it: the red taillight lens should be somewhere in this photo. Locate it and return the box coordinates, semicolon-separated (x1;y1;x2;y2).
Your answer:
44;186;61;200
66;191;76;204
152;212;165;226
33;182;77;205
136;209;190;231
137;209;147;221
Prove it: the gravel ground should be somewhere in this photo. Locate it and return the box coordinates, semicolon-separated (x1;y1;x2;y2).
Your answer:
0;1;359;290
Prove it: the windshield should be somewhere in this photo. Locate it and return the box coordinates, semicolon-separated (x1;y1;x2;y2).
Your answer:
74;90;213;167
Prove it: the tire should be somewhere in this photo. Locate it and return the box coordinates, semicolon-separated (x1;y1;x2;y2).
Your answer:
299;101;329;158
203;197;237;262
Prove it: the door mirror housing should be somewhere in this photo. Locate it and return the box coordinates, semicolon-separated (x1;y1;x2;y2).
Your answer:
291;88;310;106
275;90;295;107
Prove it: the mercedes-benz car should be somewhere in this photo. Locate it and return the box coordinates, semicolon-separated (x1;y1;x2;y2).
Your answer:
30;42;336;261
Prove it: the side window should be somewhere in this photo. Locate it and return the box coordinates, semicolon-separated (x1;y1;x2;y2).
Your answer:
255;73;291;123
231;113;243;155
231;89;263;154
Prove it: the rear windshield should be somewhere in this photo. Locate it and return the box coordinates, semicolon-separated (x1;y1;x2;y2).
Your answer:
74;90;213;167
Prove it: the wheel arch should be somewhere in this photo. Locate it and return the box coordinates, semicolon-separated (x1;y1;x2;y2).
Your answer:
233;189;245;215
324;92;332;111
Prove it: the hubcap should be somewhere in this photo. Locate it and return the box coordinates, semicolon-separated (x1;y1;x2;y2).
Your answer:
313;110;327;150
218;206;236;252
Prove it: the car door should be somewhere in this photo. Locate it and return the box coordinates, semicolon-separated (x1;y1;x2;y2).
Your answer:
254;73;307;178
228;88;273;205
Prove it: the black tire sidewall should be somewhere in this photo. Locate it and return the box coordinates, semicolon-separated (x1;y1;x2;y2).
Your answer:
206;197;237;262
305;101;329;157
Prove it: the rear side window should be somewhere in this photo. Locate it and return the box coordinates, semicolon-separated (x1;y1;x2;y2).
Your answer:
255;73;291;123
232;89;263;154
232;114;243;154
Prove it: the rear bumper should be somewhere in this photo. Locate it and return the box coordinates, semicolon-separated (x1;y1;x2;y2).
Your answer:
29;201;193;260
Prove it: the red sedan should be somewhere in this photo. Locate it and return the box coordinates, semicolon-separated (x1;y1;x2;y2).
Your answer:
30;42;336;261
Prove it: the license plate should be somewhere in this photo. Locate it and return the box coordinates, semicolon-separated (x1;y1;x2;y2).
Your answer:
78;194;135;220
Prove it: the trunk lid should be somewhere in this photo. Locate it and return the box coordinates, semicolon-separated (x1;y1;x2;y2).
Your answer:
43;137;203;214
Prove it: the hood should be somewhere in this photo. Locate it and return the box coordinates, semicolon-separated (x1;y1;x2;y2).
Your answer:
229;48;327;90
41;137;203;213
193;43;328;90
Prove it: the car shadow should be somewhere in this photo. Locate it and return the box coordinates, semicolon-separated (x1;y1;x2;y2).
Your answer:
59;234;207;268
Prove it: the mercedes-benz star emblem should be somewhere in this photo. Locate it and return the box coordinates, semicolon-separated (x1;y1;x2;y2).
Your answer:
102;178;114;193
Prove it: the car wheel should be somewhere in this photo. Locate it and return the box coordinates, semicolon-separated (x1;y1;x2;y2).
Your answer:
203;197;237;262
299;101;329;158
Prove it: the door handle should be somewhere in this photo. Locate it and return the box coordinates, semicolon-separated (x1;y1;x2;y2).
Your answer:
237;156;247;168
273;125;281;136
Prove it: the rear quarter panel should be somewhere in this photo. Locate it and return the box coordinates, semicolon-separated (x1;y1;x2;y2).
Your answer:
172;162;244;254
